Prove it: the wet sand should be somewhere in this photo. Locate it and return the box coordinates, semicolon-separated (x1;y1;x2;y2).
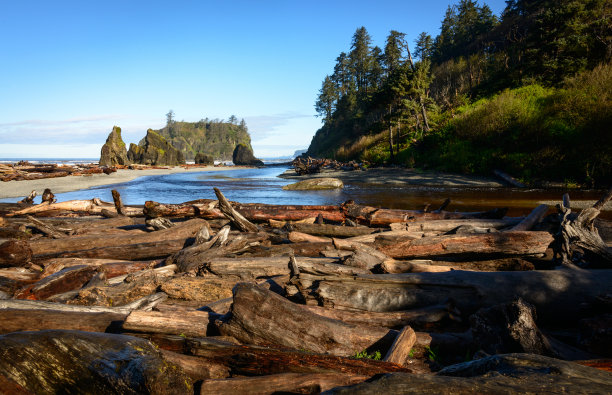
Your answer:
0;166;240;200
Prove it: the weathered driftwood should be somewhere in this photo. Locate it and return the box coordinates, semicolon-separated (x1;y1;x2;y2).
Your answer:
0;330;190;394
199;372;368;394
216;283;398;356
376;231;553;259
123;310;219;338
286;223;376;238
160;349;230;381
332;240;393;270
202;256;367;280
111;189;126;216
40;258;155;278
381;260;453;273
341;202;508;227
288;231;332;243
383;326;417;366
26;215;66;238
15;264;99;300
327;354;612;394
214;187;259;232
187;337;413;376
470;298;554;357
0;309;126;334
555;187;612;267
19;190;37;204
28;218;207;260
0;240;32;267
300;304;450;330
389;218;522;233
7;198;141;217
159;276;237;303
295;269;612;323
0;292;167;314
509;204;549;231
144;200;346;222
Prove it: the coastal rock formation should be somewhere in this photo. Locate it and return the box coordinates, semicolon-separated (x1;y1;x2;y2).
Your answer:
0;330;190;394
233;143;264;166
194;152;214;165
128;129;185;166
283;177;344;190
99;126;129;167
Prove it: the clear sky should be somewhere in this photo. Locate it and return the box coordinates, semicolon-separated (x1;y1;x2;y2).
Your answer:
0;0;507;159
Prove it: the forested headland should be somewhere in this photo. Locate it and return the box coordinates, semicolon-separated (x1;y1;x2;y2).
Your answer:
151;112;253;161
308;0;611;187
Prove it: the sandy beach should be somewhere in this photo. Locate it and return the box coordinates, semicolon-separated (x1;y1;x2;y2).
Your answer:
0;166;240;200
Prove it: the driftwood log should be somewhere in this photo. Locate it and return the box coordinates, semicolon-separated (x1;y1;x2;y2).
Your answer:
295;269;612;323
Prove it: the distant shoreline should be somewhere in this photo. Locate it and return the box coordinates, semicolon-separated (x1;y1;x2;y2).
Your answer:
0;166;242;200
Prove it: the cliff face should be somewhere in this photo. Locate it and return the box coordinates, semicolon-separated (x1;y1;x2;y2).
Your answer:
232;144;264;166
152;120;252;161
128;129;185;166
99;126;129;166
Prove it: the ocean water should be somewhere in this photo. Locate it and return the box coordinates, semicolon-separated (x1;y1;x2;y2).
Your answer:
2;160;608;216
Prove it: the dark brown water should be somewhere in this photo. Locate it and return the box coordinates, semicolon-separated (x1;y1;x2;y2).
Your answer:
3;166;608;218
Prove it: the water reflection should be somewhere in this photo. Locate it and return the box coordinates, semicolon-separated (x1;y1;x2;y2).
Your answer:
5;166;609;218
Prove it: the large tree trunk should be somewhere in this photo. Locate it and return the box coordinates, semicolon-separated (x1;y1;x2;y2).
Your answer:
0;309;126;334
199;372;368;394
376;231;553;259
28;219;207;260
144;200;345;222
7;198;141;217
295;269;612;323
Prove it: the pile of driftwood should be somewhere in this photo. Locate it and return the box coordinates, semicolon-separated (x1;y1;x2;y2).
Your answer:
293;157;364;175
0;162;116;182
0;187;611;393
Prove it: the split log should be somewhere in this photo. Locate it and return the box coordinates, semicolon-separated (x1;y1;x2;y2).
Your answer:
15;265;99;300
383;326;417;366
377;231;553;259
288;231;331;243
509;204;550;231
295;269;612;323
325;354;612;394
144;200;346;222
26;216;66;239
0;309;126;334
300;304;450;330
0;240;32;267
287;223;376;238
201;256;367;280
389;218;522;233
187;337;413;376
555;187;612;267
160;350;230;381
29;218;207;260
214;187;259;232
123;310;219;338
342;202;508;227
199;373;368;394
7;198;141;217
380;260;453;273
0;293;167;314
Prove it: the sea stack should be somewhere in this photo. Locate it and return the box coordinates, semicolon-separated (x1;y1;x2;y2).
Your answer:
99;126;129;167
232;143;264;166
127;129;185;166
194;152;214;165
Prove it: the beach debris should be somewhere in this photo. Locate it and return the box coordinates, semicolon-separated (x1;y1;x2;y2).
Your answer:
41;188;56;204
0;189;611;392
18;190;36;204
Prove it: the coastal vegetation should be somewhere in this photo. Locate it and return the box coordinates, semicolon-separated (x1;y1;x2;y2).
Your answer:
308;0;612;186
152;111;253;161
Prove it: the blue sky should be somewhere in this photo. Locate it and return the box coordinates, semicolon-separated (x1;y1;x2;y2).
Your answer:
0;0;507;158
